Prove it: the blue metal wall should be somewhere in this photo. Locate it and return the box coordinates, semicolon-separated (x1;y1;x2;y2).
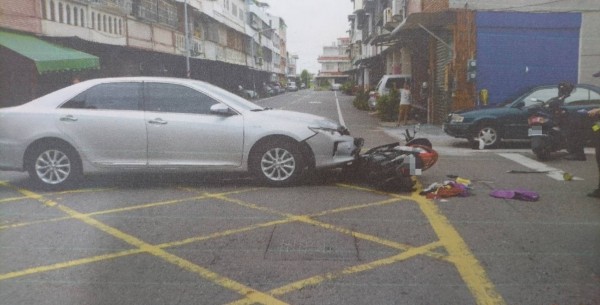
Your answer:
476;11;581;105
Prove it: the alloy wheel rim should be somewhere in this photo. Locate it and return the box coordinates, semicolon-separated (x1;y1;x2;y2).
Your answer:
261;148;296;181
479;128;497;145
35;149;71;184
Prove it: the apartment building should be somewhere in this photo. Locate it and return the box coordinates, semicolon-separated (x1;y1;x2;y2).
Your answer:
316;37;351;87
348;0;600;123
0;0;290;106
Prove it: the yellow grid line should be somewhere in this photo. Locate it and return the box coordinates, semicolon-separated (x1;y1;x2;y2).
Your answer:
338;183;507;305
0;187;263;230
0;180;505;304
2;186;288;304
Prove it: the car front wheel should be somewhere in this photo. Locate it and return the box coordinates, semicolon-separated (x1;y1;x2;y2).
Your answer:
27;143;81;190
471;124;500;149
250;140;304;186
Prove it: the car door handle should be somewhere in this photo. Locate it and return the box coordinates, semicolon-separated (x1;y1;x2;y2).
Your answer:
148;118;168;125
60;115;78;122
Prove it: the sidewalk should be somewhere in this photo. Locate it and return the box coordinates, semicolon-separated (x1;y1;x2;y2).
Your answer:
378;121;455;147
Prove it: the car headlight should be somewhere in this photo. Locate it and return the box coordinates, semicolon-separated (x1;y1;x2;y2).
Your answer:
450;114;464;123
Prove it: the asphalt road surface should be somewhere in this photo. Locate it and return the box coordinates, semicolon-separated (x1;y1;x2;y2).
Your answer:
1;89;599;305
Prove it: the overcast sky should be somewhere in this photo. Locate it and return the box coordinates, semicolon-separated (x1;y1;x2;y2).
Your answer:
265;0;354;74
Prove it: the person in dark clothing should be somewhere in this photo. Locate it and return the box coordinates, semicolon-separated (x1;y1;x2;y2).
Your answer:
586;108;600;198
564;111;588;161
552;81;587;161
583;72;600;197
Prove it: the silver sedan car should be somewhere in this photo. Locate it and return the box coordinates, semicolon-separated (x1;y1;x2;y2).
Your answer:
0;77;362;189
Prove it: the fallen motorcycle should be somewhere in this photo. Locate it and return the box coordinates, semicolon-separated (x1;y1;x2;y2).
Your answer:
345;125;438;192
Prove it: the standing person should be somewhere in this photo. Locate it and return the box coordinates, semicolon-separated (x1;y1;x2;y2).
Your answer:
397;82;411;126
586;107;600;198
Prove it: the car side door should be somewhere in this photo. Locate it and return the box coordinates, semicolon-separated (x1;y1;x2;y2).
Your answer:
143;82;244;168
56;82;147;168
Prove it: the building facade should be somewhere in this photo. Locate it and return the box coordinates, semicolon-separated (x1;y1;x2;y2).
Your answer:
347;0;600;123
316;37;351;87
0;0;292;106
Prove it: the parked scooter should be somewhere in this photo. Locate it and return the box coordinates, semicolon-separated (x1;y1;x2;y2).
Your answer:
346;124;438;192
527;82;574;160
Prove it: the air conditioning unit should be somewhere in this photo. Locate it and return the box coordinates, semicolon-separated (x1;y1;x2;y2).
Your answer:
191;41;203;57
392;0;405;22
383;7;397;30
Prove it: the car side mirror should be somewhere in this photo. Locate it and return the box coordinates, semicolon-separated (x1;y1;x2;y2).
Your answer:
210;104;234;116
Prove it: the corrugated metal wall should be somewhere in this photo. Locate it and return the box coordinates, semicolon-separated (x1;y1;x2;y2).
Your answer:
433;32;452;123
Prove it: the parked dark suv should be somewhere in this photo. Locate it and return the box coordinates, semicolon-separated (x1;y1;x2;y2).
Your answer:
443;84;600;148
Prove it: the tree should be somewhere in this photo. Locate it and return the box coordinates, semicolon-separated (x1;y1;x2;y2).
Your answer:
300;70;311;88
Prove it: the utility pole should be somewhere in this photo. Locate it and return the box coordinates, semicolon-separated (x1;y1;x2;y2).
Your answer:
251;27;274;94
184;0;190;78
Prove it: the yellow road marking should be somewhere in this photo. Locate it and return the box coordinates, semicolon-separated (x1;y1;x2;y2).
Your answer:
0;196;30;204
52;187;116;195
339;183;506;304
0;188;260;231
1;180;504;304
269;241;443;297
228;241;444;305
9;186;289;305
210;193;449;259
159;218;291;248
410;193;506;305
0;249;143;281
0;219;289;282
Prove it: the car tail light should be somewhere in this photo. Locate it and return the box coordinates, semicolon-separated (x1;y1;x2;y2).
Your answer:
528;116;547;125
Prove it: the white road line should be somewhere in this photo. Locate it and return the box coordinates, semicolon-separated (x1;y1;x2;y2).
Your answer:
334;91;346;127
498;153;582;181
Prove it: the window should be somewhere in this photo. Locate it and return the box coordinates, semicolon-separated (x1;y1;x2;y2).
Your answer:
91;12;95;29
144;83;219;115
58;2;63;23
80;8;84;27
73;7;78;26
62;83;141;111
49;0;55;21
66;4;70;24
108;16;112;33
565;88;600;106
41;0;47;19
523;88;556;107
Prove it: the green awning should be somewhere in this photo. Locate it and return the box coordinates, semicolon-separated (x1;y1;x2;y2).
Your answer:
0;30;100;74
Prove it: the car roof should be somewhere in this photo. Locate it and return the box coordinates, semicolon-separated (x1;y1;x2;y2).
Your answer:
22;77;262;111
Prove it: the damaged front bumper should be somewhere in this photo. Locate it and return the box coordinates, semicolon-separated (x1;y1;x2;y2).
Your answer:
305;130;363;169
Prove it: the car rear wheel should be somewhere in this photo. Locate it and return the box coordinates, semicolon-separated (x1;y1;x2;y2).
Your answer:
472;124;500;149
250;140;304;186
27;142;81;190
